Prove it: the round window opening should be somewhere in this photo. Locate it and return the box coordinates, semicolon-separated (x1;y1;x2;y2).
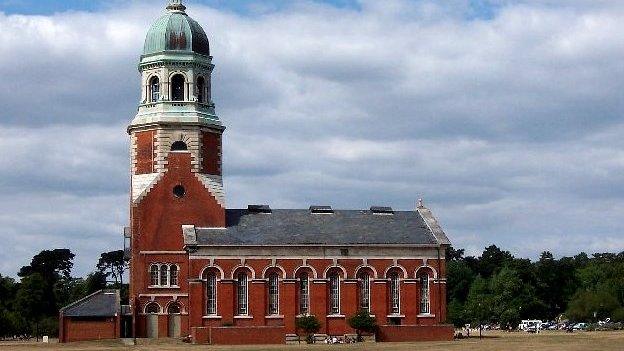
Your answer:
173;185;186;198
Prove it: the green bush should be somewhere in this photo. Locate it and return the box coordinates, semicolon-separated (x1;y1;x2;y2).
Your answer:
296;315;321;344
347;310;377;341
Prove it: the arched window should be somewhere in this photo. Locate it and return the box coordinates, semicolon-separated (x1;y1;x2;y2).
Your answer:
419;274;430;314
197;76;205;103
145;302;160;314
150;264;159;286
159;264;168;286
169;265;179;286
358;272;370;313
168;303;181;314
171;74;185;101
328;273;340;315
389;273;400;315
170;140;188;151
236;272;248;316
149;76;160;102
268;273;279;315
298;272;309;315
205;273;217;316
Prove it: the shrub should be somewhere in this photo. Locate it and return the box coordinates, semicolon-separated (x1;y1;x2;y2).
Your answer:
296;315;321;344
348;310;377;341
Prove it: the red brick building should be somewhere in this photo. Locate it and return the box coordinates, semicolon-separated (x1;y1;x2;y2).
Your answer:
125;0;453;344
59;290;121;343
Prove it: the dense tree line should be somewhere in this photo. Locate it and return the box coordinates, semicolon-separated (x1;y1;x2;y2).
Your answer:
446;245;624;328
0;249;127;339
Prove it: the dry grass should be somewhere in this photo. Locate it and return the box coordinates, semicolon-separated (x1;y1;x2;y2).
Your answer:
2;331;624;351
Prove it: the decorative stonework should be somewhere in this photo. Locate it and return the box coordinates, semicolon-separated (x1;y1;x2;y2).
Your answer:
132;173;163;204
195;174;225;206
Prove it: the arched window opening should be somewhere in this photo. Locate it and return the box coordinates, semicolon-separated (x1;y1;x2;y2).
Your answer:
205;273;217;315
159;264;168;286
236;272;248;316
298;272;309;315
168;303;181;314
149;76;160;102
169;265;179;286
268;273;279;315
150;264;159;286
419;274;430;314
329;273;340;315
171;140;188;151
171;74;185;101
145;302;160;314
197;76;205;103
389;273;400;315
358;272;370;313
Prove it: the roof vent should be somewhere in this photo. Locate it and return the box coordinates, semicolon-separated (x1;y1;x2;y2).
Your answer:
370;206;394;215
248;204;272;213
310;205;334;214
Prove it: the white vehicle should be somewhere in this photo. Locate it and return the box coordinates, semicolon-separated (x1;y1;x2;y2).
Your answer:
519;320;542;332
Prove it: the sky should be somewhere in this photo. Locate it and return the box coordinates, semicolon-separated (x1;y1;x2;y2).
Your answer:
0;0;623;278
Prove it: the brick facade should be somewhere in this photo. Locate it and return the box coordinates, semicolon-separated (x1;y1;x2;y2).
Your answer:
59;317;119;343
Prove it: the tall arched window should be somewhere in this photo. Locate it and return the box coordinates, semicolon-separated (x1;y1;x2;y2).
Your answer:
419;274;430;314
236;272;248;316
268;273;279;315
298;272;309;315
389;273;400;315
169;265;179;286
205;273;217;315
329;273;340;315
358;272;370;313
150;264;159;286
149;76;160;102
171;74;185;101
196;76;205;103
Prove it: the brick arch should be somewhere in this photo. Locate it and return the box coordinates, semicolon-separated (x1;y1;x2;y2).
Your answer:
200;264;224;280
354;264;378;279
324;265;347;278
262;265;286;279
164;300;185;314
293;265;318;279
415;265;437;279
384;264;408;279
231;264;255;279
143;301;162;314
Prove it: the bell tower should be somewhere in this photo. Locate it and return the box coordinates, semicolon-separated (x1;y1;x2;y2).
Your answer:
128;0;225;251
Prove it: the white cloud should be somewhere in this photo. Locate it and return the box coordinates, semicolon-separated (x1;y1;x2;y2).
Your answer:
0;0;623;275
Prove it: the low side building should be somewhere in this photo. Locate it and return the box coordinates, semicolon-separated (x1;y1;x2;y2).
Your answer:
59;290;121;343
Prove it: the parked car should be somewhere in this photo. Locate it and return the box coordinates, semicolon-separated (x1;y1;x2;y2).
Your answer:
572;323;588;330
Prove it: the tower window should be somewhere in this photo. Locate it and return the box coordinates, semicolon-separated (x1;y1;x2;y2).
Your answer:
171;74;185;101
173;185;186;198
171;141;188;151
197;76;205;103
149;76;160;102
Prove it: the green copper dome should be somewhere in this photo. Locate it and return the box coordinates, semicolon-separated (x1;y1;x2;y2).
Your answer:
143;1;210;56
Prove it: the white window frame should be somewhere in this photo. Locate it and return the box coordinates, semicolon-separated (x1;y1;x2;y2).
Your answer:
237;272;249;316
268;273;279;315
420;274;430;314
205;273;217;316
329;273;340;315
299;272;310;315
149;264;159;286
390;273;401;315
149;263;180;288
149;76;160;102
358;273;370;313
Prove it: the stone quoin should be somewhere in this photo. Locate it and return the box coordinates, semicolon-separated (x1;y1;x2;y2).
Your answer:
60;0;453;344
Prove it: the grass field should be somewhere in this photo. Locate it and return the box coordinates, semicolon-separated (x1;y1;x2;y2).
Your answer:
2;331;624;351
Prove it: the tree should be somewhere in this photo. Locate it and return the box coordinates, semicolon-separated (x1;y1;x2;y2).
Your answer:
18;249;75;283
348;310;377;341
15;273;50;339
296;315;321;344
478;245;513;278
96;250;128;286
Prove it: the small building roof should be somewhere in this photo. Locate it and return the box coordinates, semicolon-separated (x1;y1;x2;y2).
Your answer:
192;207;450;246
60;289;120;318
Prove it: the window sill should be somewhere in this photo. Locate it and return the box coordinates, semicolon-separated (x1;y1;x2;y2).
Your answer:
148;285;180;289
265;315;284;319
326;314;345;318
202;315;222;319
387;314;405;318
234;315;253;319
417;313;436;318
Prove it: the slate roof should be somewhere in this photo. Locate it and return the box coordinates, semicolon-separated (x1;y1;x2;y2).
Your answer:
60;290;119;317
193;208;450;246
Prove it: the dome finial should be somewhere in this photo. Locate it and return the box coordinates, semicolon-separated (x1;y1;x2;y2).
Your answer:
167;0;186;12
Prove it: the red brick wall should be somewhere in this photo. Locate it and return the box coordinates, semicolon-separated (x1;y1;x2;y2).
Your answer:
134;130;155;174
376;325;454;342
201;131;221;175
209;326;285;345
60;317;119;343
